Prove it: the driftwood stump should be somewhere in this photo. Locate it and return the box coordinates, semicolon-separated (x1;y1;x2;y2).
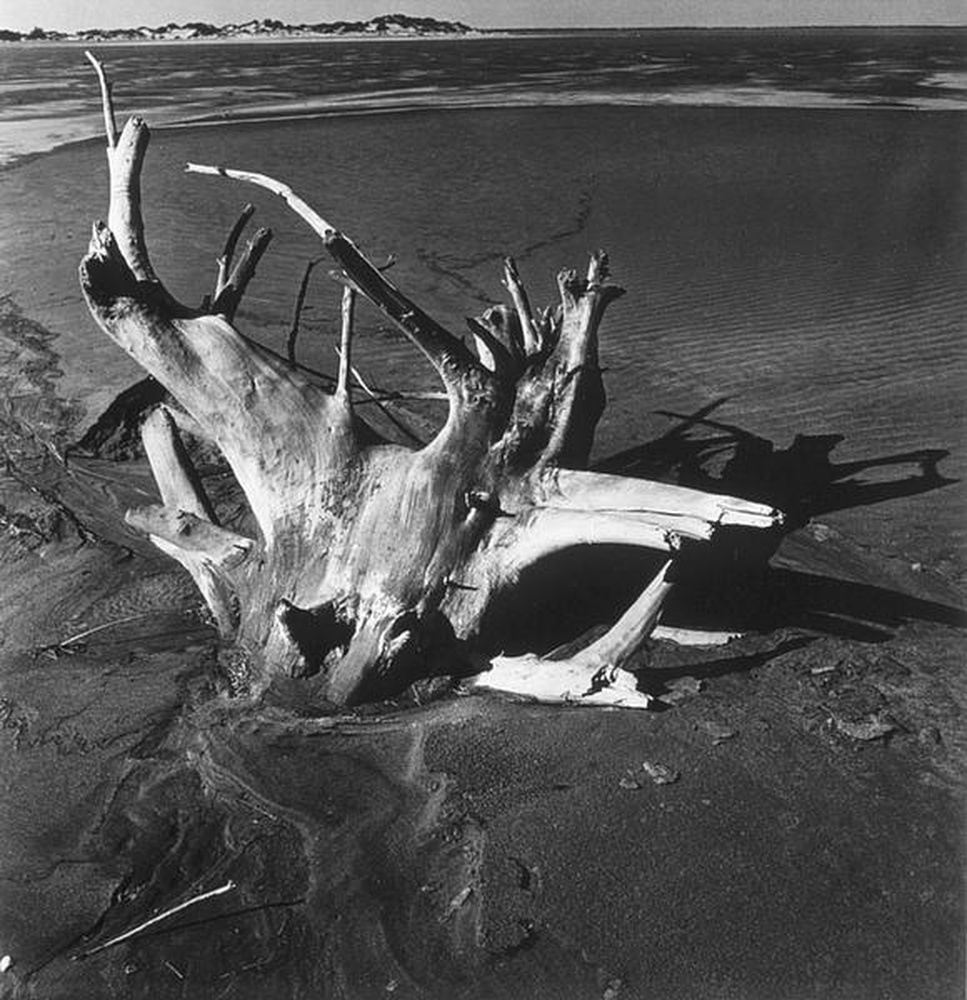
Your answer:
79;54;782;709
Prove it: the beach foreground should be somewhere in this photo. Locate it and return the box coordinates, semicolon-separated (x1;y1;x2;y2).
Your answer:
0;96;964;997
0;457;963;998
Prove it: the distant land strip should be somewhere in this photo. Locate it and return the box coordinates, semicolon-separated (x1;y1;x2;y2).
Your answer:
0;13;477;43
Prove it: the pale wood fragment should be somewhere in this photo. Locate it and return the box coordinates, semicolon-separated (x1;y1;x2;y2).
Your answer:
469;561;673;708
213;202;255;299
140;406;216;522
502;257;540;355
124;506;252;570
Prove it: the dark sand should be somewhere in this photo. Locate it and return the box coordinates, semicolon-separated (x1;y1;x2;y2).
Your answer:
0;107;965;998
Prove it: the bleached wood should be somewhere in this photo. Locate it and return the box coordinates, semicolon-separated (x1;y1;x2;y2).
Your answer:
544;468;783;531
186;163;337;240
466;317;515;379
213;202;255;298
502;257;540;355
125;506;253;569
148;536;240;637
187;159;497;427
140;405;216;522
471;654;653;709
132;404;254;634
84;50;117;149
338;285;355;401
651;626;742;646
569;559;673;671
79;57;786;706
497;509;678;575
469;560;673;708
213;226;273;320
287;257;323;365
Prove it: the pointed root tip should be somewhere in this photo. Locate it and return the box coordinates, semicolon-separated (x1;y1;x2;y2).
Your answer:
587;667;653;708
86;220;113;255
466;316;492;338
122;508;143;531
117;115;149;142
80;223;133;302
588;249;611;281
716;503;786;530
328;269;358;290
186;162;225;175
481;306;507;331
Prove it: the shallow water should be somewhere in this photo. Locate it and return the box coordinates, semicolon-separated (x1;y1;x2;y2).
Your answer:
1;102;964;564
1;35;965;584
0;29;964;165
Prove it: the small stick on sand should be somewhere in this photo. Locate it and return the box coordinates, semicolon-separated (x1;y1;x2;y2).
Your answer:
74;881;236;960
49;613;156;651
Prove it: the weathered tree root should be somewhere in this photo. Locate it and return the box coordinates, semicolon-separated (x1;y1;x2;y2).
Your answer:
79;53;783;709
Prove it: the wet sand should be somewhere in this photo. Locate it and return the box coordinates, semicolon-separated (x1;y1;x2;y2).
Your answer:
0;486;963;998
0;105;965;997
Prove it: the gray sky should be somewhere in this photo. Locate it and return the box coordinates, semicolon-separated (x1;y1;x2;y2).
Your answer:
3;0;964;32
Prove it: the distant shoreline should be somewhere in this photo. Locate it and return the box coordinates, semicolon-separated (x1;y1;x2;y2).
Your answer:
4;24;965;45
0;13;479;44
0;33;522;47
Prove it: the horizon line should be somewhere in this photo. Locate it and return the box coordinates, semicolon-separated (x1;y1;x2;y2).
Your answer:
5;20;966;33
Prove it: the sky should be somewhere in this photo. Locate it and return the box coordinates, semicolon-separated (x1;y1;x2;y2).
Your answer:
2;0;964;33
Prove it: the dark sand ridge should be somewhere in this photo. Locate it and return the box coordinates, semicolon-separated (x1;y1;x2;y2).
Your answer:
0;106;965;997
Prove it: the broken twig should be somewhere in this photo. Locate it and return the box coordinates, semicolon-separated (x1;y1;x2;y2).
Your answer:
287;256;324;366
74;880;236;959
42;612;156;653
84;50;117;148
